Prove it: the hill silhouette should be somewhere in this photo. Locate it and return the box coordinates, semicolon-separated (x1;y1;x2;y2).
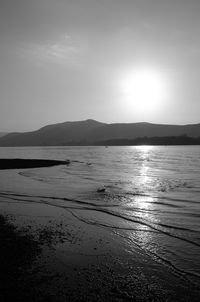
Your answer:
0;132;7;138
0;119;200;146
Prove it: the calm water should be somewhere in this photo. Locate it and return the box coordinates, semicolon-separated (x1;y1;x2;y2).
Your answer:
0;146;200;286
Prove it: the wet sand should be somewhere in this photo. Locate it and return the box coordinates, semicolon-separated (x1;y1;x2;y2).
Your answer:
0;198;200;301
0;159;200;301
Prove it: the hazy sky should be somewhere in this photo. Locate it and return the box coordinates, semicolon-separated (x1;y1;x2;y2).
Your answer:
1;0;200;131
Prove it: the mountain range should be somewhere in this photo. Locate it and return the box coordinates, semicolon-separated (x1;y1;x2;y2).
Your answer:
0;132;7;138
0;119;200;146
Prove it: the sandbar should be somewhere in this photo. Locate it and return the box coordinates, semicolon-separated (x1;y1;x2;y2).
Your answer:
0;158;68;170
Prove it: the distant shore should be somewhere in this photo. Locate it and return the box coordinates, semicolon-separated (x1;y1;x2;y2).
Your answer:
94;135;200;146
1;135;200;146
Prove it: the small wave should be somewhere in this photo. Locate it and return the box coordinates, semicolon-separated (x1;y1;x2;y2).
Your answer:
114;231;200;287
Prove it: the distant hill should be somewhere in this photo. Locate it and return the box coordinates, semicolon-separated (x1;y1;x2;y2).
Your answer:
0;132;7;138
0;120;105;146
0;119;200;146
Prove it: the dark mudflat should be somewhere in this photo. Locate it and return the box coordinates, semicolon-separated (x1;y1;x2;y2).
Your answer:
0;158;68;170
0;214;41;302
0;213;200;302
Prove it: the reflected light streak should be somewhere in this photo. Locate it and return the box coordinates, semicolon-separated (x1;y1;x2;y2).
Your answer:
130;146;159;246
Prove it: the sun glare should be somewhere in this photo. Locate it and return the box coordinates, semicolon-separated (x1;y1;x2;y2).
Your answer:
120;67;167;116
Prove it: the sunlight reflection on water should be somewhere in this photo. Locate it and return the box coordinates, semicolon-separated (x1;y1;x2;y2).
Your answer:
130;146;160;247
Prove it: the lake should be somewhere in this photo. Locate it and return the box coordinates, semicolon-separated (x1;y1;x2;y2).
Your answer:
0;145;200;289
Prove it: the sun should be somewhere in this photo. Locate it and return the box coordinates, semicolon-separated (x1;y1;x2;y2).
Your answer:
120;67;167;116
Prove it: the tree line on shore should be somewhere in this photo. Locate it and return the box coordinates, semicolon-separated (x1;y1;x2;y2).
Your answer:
93;135;200;146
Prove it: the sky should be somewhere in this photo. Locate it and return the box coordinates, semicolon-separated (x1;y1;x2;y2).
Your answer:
0;0;200;131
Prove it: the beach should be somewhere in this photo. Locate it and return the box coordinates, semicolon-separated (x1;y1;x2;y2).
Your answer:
1;197;199;302
0;147;200;301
